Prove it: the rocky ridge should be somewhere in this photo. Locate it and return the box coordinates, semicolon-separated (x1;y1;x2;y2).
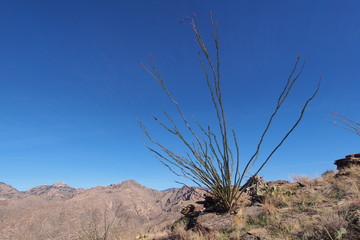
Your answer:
0;182;25;200
0;180;206;240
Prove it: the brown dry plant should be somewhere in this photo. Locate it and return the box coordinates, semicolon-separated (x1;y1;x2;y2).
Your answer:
75;207;116;240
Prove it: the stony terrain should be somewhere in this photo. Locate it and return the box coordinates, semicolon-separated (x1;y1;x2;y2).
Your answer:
157;162;360;239
0;155;359;240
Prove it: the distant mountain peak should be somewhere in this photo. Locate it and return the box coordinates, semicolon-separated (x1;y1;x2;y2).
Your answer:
109;179;142;188
25;182;77;200
121;179;140;185
53;182;68;187
0;182;24;199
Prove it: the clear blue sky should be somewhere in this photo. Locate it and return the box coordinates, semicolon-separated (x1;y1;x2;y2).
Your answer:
0;0;359;191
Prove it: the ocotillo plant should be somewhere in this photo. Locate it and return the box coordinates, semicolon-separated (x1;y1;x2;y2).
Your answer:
331;111;359;136
139;14;319;213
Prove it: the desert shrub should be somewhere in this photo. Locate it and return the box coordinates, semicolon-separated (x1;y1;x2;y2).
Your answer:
322;171;359;200
139;13;319;213
338;201;360;238
170;217;190;231
322;169;336;178
291;174;311;182
266;215;294;239
74;207;116;240
244;212;268;230
314;213;348;240
295;194;320;211
261;185;293;210
166;221;205;240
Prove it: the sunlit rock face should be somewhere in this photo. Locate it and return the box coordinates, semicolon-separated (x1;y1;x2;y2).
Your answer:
335;153;360;170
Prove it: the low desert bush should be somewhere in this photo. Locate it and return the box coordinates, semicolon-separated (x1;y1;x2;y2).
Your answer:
262;186;293;210
166;222;206;240
321;167;360;200
266;215;295;239
243;212;268;230
322;169;336;178
291;174;311;182
74;207;117;240
313;213;348;239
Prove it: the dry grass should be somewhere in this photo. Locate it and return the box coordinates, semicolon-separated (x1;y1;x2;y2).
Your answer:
291;174;311;182
247;167;360;239
157;167;360;240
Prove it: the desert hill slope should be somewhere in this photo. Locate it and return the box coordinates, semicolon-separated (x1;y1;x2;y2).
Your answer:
0;182;25;200
0;180;205;240
1;155;359;240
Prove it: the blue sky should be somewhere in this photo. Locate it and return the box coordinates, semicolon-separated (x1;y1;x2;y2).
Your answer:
0;0;359;191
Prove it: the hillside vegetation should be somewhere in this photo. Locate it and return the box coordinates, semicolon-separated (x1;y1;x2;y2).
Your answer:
0;163;359;239
157;166;359;240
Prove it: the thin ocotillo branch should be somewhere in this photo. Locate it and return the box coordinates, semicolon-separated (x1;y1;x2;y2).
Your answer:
139;13;319;212
330;111;360;136
239;57;305;184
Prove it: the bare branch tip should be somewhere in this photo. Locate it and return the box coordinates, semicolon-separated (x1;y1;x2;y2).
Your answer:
180;17;192;24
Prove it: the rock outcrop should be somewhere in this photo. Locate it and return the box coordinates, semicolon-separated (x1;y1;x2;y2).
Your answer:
334;153;360;170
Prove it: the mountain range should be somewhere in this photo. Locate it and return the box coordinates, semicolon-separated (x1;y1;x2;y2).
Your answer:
0;180;205;240
1;159;359;240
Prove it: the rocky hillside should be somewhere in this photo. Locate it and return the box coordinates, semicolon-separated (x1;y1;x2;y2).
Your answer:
1;155;359;240
0;182;25;200
0;180;205;240
155;166;360;240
